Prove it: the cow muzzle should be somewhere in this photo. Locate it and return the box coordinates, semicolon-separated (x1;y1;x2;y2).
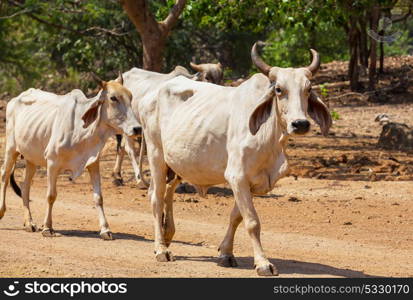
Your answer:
121;123;142;137
291;119;310;135
127;125;142;137
133;126;142;136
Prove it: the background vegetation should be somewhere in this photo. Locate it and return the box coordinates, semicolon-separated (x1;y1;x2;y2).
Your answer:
0;0;412;97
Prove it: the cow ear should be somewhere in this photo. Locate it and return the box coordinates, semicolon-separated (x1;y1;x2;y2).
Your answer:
249;88;275;135
308;91;332;136
82;98;104;128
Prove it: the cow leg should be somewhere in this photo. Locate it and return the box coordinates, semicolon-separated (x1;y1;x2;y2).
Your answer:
112;135;125;186
147;148;173;262
163;176;181;247
228;176;278;276
87;160;112;240
124;136;146;189
0;149;18;219
217;203;242;267
21;161;37;232
41;163;58;237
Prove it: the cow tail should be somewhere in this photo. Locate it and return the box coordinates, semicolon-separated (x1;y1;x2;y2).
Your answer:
10;167;22;198
138;133;150;188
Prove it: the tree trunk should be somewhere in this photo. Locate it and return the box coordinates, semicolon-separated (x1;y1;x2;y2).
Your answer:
368;6;380;90
379;29;384;74
358;16;369;68
141;32;166;71
120;0;187;71
348;15;361;91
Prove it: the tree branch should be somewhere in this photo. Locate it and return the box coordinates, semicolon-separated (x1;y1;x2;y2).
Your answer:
0;7;32;19
82;26;132;37
392;7;412;24
119;0;160;35
161;0;187;32
6;0;129;37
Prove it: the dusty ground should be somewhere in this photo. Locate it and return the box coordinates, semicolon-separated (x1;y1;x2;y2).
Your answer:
0;57;412;278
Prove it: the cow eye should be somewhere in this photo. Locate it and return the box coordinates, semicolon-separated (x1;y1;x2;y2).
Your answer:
110;96;118;102
275;87;282;94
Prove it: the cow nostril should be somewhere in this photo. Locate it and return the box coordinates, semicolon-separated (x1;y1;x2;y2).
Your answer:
292;119;310;133
133;127;142;136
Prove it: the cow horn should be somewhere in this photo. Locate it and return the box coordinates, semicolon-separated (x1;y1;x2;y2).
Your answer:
117;71;124;85
90;72;106;89
306;49;320;75
190;62;203;72
251;41;271;75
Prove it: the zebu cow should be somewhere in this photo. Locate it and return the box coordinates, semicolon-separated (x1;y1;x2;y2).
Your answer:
111;66;194;187
138;42;332;276
0;75;140;240
112;64;219;186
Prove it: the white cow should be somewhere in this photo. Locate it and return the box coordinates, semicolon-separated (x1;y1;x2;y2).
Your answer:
0;75;140;240
112;64;227;187
112;65;204;187
138;42;332;276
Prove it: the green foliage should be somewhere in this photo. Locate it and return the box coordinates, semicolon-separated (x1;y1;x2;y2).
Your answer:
0;0;412;97
0;0;140;95
319;84;330;98
384;18;413;56
331;110;340;121
179;0;349;75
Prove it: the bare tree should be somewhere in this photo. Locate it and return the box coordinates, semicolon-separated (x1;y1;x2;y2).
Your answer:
120;0;187;71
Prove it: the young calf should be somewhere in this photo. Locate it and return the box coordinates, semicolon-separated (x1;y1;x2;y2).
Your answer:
0;75;140;239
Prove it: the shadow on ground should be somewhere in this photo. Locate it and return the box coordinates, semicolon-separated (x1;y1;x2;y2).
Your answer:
57;229;207;248
175;255;378;278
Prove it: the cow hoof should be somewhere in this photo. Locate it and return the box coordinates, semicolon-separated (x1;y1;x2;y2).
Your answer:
112;178;124;187
255;263;278;276
100;231;114;240
218;254;238;268
42;228;56;237
24;222;38;232
155;250;175;262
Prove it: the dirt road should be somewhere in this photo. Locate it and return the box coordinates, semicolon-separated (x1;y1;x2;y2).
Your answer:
0;174;412;277
0;90;412;278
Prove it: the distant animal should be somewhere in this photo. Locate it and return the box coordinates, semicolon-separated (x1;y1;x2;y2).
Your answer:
0;74;141;240
375;113;390;125
137;41;332;276
190;62;223;84
375;114;413;151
